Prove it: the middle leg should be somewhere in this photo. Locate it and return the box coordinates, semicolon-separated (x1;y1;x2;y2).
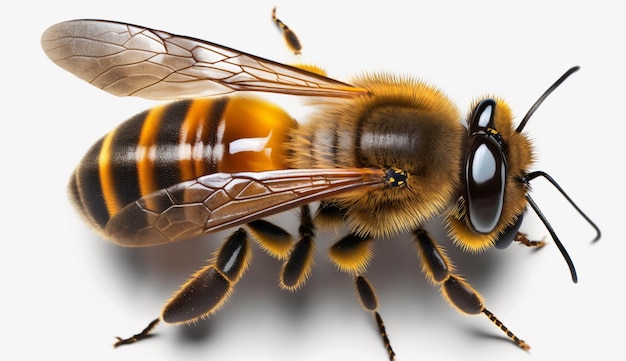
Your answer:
327;232;396;360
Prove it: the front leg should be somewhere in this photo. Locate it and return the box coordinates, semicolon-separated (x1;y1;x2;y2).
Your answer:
514;232;546;248
414;228;530;350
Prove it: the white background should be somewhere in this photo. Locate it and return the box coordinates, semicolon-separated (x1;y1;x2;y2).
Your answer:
2;0;623;360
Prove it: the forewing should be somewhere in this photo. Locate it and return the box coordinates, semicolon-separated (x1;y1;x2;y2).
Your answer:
105;169;385;247
41;19;367;99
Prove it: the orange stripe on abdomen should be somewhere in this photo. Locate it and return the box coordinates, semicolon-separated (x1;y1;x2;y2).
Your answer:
179;99;212;180
137;106;166;197
98;130;120;215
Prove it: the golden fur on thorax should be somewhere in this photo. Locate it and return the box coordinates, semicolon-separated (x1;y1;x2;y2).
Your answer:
288;73;465;238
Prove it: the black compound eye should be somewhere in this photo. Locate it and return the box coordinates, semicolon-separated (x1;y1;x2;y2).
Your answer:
469;99;495;132
465;99;506;234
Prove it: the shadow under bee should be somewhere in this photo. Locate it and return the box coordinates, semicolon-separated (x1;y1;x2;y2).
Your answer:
96;207;515;347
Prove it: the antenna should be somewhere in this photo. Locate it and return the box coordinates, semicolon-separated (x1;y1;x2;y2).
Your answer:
521;171;601;283
516;66;580;133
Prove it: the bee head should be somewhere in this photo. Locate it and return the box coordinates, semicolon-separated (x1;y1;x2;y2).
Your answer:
446;67;600;283
447;97;531;252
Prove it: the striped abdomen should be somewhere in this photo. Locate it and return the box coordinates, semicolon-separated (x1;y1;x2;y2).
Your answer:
70;96;296;233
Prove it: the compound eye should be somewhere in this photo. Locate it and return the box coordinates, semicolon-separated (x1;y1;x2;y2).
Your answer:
469;99;495;132
465;99;506;234
466;136;506;233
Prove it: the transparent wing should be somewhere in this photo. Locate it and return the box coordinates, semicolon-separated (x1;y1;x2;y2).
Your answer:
105;168;385;247
41;19;368;99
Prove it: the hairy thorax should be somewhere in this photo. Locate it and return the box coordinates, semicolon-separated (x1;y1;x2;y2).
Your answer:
287;74;465;238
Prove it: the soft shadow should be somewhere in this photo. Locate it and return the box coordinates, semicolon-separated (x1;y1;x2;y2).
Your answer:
176;320;214;345
91;209;527;346
466;327;526;349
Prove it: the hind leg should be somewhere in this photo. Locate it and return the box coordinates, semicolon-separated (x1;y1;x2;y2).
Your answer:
114;228;252;346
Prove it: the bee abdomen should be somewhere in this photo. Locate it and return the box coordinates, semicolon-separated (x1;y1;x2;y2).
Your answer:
70;97;296;232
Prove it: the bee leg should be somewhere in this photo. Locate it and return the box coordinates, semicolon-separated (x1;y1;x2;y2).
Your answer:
280;205;316;290
270;7;327;77
114;228;252;346
328;232;373;274
327;234;394;358
514;232;546;248
162;228;251;322
314;201;347;231
113;318;160;347
247;219;294;260
413;228;530;350
272;7;302;55
355;276;396;361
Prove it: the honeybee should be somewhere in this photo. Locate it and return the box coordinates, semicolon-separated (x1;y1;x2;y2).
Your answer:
41;9;600;360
